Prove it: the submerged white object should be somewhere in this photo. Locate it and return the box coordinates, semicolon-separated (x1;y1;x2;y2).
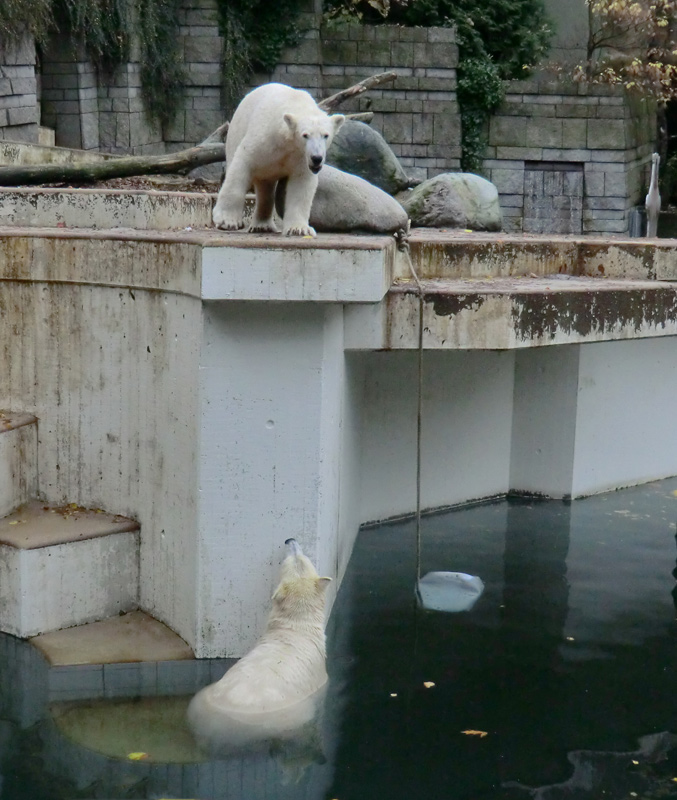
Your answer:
416;571;485;612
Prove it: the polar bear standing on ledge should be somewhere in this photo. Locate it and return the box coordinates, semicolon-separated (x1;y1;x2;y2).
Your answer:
213;83;345;237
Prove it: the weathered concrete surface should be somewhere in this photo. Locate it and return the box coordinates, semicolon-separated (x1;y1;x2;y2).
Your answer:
2;220;677;658
346;275;677;350
31;610;194;666
202;232;395;302
0;501;138;549
402;231;677;281
0;188;214;230
0;412;37;518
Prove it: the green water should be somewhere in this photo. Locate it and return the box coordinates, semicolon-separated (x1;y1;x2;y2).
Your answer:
0;479;675;799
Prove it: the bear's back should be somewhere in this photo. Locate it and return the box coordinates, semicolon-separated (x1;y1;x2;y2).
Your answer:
226;83;324;163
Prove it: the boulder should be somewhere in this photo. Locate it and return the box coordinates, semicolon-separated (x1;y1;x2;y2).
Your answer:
326;120;417;195
276;166;409;234
399;172;502;231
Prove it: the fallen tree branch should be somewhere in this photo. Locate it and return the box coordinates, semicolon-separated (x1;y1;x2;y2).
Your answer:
0;124;229;187
318;71;397;112
0;72;390;186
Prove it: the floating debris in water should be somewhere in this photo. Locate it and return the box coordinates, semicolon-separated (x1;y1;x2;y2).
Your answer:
416;571;484;612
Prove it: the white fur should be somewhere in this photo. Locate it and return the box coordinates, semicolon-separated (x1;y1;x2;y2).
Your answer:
187;540;331;751
212;83;345;237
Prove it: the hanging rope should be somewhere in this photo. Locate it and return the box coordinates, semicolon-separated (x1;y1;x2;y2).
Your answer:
395;227;424;582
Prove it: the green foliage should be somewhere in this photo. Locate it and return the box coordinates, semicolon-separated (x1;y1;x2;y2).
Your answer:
325;0;552;170
0;0;53;45
57;0;129;70
457;57;504;173
137;0;186;130
216;0;304;115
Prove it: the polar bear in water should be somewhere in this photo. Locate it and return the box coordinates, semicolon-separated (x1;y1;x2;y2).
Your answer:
212;83;345;237
187;538;331;752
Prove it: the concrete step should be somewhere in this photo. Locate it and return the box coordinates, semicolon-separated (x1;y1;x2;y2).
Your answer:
0;411;38;518
0;501;140;638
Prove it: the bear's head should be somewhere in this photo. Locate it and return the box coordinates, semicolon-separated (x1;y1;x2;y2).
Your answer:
283;112;345;175
270;539;331;626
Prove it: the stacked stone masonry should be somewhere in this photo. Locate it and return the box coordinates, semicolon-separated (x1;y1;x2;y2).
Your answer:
261;17;461;180
485;74;655;235
0;0;658;234
0;35;39;143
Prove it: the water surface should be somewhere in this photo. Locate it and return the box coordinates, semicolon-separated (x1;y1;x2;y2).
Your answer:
0;479;675;799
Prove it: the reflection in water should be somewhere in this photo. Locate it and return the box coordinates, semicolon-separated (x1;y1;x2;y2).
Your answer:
0;480;675;798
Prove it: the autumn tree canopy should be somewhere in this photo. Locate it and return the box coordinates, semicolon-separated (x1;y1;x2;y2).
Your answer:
575;0;677;103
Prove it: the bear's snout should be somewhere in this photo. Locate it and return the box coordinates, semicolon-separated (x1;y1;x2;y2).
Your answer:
309;154;323;173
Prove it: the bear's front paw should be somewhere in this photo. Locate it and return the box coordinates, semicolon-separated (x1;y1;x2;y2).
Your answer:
249;220;280;234
213;207;244;230
283;224;316;237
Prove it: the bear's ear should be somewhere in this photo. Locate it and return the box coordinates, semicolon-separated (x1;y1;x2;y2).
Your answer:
331;114;345;133
283;113;297;132
317;577;332;592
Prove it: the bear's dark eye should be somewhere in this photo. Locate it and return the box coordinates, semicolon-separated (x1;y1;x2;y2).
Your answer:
323;133;329;139
302;133;309;139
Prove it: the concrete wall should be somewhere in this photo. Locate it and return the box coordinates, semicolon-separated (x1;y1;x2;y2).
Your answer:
357;350;516;522
0;236;203;647
2;229;677;657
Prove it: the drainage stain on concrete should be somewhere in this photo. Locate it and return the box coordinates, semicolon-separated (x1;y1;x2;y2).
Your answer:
511;287;677;340
425;293;486;317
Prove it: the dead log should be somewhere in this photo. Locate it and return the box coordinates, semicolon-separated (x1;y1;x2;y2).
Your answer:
0;74;391;186
318;72;397;112
0;123;229;187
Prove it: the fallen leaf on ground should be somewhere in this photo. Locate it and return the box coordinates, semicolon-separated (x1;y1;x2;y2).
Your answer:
128;752;149;760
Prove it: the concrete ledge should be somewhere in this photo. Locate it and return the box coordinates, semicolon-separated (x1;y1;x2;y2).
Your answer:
0;187;214;230
202;234;396;302
346;275;677;349
404;231;677;281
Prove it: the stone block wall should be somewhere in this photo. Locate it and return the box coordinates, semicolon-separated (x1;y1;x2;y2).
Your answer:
262;18;461;180
485;74;656;235
0;35;39;143
165;0;224;152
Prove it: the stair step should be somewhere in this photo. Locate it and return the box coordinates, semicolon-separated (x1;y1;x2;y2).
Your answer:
0;502;140;638
0;500;138;549
0;411;37;518
30;610;194;667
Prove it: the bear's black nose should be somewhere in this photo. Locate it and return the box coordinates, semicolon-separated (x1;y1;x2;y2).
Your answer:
310;155;323;167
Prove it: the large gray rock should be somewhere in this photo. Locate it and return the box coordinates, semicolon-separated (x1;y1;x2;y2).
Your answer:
276;165;409;234
400;173;503;231
326;120;417;195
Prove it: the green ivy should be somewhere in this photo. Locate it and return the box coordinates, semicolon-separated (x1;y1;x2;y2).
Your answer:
0;0;53;45
457;57;504;173
325;0;551;171
216;0;304;116
138;0;185;130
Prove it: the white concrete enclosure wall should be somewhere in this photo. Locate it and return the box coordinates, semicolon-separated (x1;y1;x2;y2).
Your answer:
0;236;202;647
572;337;677;495
195;302;351;657
3;228;677;659
357;350;516;523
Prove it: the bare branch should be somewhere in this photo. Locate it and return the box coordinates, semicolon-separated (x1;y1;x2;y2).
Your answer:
319;71;397;111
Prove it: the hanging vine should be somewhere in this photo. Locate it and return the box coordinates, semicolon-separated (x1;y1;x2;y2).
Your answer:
215;0;305;116
324;0;552;172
